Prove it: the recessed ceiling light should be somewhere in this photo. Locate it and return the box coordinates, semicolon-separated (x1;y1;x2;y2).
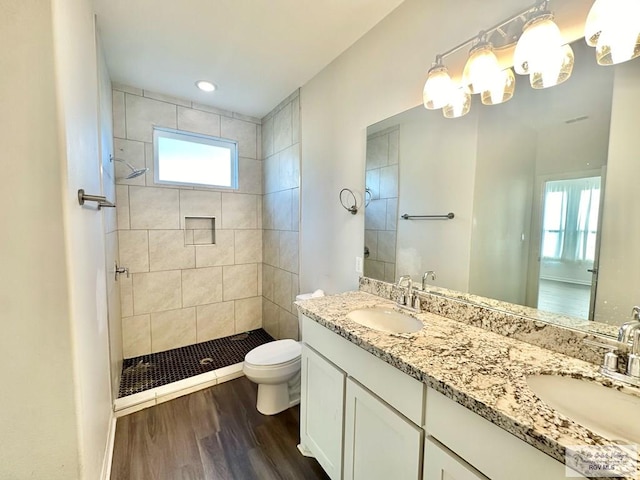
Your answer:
196;80;216;92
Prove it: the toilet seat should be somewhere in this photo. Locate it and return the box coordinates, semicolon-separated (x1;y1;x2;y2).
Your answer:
245;339;301;367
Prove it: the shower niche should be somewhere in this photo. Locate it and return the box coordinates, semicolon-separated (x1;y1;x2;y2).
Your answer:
184;216;215;245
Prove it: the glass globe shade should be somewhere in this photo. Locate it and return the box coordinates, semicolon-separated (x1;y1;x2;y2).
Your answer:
443;86;471;119
530;43;574;89
584;0;607;47
481;68;515;105
423;65;454;110
594;5;640;65
463;42;501;95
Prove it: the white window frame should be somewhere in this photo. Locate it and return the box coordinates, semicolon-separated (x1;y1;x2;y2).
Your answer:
153;127;238;189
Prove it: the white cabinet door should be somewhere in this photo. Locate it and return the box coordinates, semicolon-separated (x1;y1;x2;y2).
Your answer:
344;378;423;480
424;437;488;480
300;344;346;480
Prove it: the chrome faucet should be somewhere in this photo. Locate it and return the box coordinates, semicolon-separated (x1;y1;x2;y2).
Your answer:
422;270;436;290
597;306;640;386
396;275;420;312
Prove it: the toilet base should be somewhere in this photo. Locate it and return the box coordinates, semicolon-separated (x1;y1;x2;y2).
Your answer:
255;370;301;415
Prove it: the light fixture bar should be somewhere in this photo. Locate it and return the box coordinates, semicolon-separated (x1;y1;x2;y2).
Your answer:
434;0;543;62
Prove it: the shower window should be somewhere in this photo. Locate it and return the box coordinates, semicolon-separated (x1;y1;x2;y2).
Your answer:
153;127;238;189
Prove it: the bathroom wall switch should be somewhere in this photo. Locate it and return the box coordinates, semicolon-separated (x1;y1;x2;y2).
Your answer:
355;256;363;274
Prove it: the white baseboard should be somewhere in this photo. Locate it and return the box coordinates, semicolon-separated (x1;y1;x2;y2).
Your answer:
101;415;117;480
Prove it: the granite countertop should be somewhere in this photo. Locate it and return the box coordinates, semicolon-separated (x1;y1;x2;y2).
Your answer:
296;291;640;479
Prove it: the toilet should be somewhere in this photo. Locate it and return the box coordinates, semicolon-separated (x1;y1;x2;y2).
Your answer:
243;291;323;415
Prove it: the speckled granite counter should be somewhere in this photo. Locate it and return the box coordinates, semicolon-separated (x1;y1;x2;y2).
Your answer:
296;291;640;480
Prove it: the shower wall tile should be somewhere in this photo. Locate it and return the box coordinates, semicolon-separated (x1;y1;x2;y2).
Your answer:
262;298;279;339
113;90;126;139
263;230;279;267
120;275;134;318
223;264;258;301
221;193;258;229
273;190;293;231
365;230;378;260
260;91;301;341
129;186;180;230
235;296;262;332
234;230;262;264
238;158;262;195
195;230;234;267
115;185;130;230
379;164;399;199
388;129;399;165
386;198;398;231
279;231;299;273
182;266;223;307
122;314;151;358
273;102;292;153
119;230;149;273
291;187;300;232
262;264;275;302
279;309;299;340
179;190;221;228
196;301;235;342
221;116;257;159
366;134;389;170
365;199;386;231
280;144;300;190
148;230;195;271
133;270;182;315
177;106;221;137
125;93;177;142
262;115;274;158
273;268;292;312
150;308;196;353
116;85;267;355
377;230;397;263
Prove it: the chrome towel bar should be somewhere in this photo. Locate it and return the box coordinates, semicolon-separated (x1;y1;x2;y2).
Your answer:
401;213;454;220
77;189;116;209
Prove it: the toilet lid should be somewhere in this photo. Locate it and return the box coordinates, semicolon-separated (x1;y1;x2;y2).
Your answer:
245;339;301;366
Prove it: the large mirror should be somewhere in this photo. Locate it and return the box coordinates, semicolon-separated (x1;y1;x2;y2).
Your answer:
364;40;640;334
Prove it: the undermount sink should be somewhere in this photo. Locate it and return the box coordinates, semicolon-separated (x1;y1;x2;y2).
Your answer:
526;374;640;444
346;307;423;334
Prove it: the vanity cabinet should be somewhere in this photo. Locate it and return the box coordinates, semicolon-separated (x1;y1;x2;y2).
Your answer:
299;313;583;480
344;378;423;480
300;344;345;480
424;437;488;480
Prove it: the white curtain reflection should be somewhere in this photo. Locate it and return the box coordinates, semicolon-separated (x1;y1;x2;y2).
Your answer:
541;176;601;263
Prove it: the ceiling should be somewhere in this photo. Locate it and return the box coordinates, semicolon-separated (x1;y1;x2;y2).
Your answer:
93;0;405;118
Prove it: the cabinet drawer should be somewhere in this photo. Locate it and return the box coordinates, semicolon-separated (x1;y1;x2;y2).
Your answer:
302;314;425;425
424;437;488;480
425;387;586;480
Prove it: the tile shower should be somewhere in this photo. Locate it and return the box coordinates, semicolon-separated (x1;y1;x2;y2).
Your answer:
112;84;301;385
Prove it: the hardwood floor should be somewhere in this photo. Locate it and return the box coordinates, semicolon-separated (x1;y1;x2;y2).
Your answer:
111;377;329;480
537;278;591;319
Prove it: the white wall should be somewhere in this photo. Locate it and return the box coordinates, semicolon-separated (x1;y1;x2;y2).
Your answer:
0;1;80;477
469;107;536;305
52;0;114;477
596;59;640;325
395;109;478;291
300;0;526;294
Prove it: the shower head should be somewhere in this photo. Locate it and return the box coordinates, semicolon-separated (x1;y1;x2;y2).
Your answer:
111;156;149;179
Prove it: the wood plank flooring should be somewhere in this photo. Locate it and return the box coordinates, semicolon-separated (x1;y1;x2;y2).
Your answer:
111;377;330;480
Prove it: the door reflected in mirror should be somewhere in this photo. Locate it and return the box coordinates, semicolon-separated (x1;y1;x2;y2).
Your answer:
365;40;640;328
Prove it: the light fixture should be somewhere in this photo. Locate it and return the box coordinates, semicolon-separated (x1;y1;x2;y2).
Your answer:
195;80;216;92
481;67;515;106
585;0;640;66
423;59;454;110
463;40;503;95
442;86;471;119
513;9;574;89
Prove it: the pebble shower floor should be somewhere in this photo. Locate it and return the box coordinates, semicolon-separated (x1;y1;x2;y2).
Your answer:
118;328;274;398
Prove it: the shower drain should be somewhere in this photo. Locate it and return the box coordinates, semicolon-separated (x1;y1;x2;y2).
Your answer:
199;357;214;366
230;333;249;341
